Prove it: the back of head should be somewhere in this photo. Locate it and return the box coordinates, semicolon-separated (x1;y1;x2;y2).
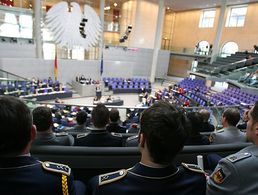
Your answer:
199;109;210;122
0;96;32;156
251;101;258;123
223;108;240;126
76;110;87;125
91;104;109;128
140;101;189;165
32;106;52;132
187;112;203;136
109;108;120;123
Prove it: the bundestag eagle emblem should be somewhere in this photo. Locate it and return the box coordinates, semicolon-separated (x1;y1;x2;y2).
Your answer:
45;1;102;50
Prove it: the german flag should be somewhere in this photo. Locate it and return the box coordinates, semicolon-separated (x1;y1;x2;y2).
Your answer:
54;46;58;80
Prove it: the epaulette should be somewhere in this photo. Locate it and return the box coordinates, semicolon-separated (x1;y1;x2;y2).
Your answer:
99;169;127;186
227;152;251;163
127;135;138;141
76;132;90;139
216;129;224;133
111;132;122;137
41;161;71;176
54;132;68;137
182;163;205;174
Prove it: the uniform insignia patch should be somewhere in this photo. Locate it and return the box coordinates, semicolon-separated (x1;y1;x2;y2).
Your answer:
76;133;89;139
111;132;122;137
227;152;251;163
127;135;138;141
182;163;204;174
212;168;226;184
42;161;71;176
99;169;127;186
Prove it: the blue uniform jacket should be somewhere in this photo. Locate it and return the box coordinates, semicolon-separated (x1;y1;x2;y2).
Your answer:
0;156;77;195
88;162;206;195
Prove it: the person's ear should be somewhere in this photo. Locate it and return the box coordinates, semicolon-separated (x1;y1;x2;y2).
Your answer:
31;125;37;141
139;133;145;148
254;122;258;136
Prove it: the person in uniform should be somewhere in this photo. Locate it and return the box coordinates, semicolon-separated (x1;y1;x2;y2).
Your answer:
106;108;126;133
210;108;247;144
207;101;258;194
75;104;122;147
69;110;89;132
88;101;206;195
32;106;74;146
0;96;85;195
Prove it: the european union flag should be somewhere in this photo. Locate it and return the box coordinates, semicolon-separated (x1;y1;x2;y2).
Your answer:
100;53;103;76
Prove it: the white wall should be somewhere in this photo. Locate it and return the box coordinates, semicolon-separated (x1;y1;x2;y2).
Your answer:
0;48;170;83
0;43;36;58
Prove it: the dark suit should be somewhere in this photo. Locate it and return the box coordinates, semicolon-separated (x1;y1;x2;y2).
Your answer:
88;162;206;195
106;123;126;133
0;156;85;195
185;135;210;145
32;132;74;146
201;122;214;132
75;128;123;147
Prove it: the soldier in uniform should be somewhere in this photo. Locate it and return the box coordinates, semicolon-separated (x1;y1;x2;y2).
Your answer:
32;106;74;146
210;108;247;144
88;101;206;195
207;101;258;194
75;104;122;147
0;96;85;195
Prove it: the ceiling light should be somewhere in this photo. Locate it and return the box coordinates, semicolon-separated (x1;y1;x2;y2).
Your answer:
167;7;170;10
114;2;117;7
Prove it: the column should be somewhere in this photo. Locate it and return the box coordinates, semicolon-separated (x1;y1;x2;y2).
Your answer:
150;0;165;82
211;0;227;63
34;0;43;58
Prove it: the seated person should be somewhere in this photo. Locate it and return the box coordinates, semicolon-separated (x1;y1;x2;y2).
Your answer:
207;101;258;194
0;96;85;195
210;108;246;144
69;110;89;132
199;109;215;132
32;106;74;146
237;109;249;130
106;108;126;133
185;112;210;145
75;104;123;147
88;101;206;195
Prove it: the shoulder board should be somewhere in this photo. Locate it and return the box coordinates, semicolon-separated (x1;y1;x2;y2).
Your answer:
76;132;89;139
227;152;251;163
182;163;204;174
127;135;138;141
216;129;224;133
41;161;71;176
99;169;127;186
54;132;68;137
111;132;122;137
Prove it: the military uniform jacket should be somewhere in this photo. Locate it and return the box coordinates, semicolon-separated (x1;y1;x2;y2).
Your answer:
210;126;246;144
75;128;122;147
207;145;258;195
32;132;74;146
0;156;75;195
88;162;206;195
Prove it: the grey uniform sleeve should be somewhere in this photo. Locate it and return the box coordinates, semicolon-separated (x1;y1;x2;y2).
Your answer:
207;158;239;195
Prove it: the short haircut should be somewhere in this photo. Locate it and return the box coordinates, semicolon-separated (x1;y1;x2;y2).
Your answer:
223;108;240;126
109;108;120;123
187;112;203;136
199;109;210;122
140;101;189;165
0;96;32;156
91;104;109;128
251;101;258;123
32;106;52;132
76;111;87;125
